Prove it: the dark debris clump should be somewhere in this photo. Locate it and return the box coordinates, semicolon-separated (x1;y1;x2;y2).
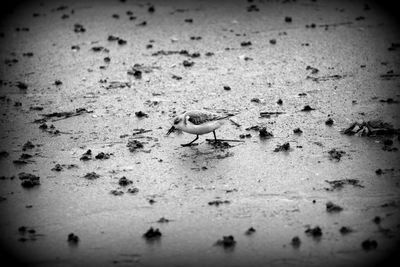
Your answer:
274;142;290;152
83;172;100;180
68;233;79;244
361;239;378;250
245;227;256;235
127;187;139;194
19;173;40;188
343;120;399;136
51;164;63;171
259;127;273;138
305;226;322;238
215;235;236;248
22;141;35;151
127;140;144;152
118;176;133;186
208;200;230;206
328;148;346;161
291;236;301;248
293;128;303;134
301;105;315;111
95;152;111;160
325;118;334;126
80;149;92;161
325;179;363;191
326;201;343;213
135;111;148;118
110;190;124;196
143;227;162;239
339;226;353;235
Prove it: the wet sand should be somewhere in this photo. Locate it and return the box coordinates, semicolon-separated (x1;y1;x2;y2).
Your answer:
0;0;400;266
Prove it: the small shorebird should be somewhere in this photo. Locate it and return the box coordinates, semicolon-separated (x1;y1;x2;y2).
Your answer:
166;110;234;146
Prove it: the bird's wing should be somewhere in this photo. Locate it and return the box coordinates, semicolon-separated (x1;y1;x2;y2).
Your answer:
185;110;230;125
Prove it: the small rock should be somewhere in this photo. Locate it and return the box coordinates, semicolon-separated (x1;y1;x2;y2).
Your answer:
270;39;276;45
223;86;231;91
276;99;283;105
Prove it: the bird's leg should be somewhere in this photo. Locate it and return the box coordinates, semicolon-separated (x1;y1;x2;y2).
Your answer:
181;135;199;147
213;131;218;143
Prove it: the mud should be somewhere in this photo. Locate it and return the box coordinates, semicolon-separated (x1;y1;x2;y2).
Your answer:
0;0;400;266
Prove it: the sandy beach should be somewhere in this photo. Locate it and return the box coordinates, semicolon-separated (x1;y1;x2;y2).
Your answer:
0;0;400;266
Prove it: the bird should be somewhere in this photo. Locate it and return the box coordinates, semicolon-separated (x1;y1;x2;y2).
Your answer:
166;110;234;147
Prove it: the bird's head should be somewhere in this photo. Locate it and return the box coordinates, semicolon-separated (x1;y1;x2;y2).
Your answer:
166;114;185;135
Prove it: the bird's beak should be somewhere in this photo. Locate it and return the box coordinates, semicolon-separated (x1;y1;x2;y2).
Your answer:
166;126;175;136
